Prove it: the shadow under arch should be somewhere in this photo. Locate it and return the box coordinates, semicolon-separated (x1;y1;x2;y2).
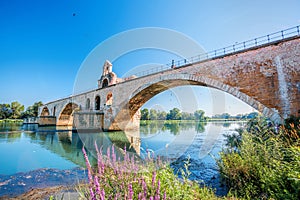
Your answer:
41;106;50;116
57;102;80;126
113;75;281;130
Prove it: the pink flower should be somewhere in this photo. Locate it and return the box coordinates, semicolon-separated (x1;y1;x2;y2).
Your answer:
82;146;93;184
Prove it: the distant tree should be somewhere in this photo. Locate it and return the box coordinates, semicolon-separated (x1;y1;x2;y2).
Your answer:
0;104;12;119
181;112;189;120
181;112;195;120
149;109;158;120
10;101;24;119
235;114;243;119
21;101;43;118
166;108;181;120
194;110;205;121
246;112;259;119
212;113;231;119
157;111;167;120
141;108;150;120
32;101;43;117
222;113;231;119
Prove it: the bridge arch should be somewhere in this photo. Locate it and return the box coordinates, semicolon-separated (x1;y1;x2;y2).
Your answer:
57;102;80;126
123;75;281;123
106;92;113;106
41;106;50;116
86;98;91;110
95;96;101;110
102;79;109;88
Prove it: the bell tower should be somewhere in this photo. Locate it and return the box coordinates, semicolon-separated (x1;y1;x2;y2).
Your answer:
98;60;119;88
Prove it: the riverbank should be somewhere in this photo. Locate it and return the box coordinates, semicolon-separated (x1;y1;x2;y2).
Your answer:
0;186;75;200
0;119;23;123
0;168;87;199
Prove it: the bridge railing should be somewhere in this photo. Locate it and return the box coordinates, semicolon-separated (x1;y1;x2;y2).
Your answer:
133;25;300;78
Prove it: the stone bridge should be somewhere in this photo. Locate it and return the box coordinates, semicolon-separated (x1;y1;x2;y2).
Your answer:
38;34;300;131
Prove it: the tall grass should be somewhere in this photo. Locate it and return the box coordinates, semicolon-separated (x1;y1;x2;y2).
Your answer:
80;143;222;200
218;116;300;199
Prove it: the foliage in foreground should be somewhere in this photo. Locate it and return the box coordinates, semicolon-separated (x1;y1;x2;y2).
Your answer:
80;144;223;200
218;116;300;200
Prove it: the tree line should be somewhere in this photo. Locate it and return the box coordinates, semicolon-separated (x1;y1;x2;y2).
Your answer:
0;101;43;119
141;108;259;121
211;112;258;119
141;108;206;121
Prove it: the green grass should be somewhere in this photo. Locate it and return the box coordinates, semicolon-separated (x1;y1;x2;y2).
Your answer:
0;119;23;123
218;116;300;200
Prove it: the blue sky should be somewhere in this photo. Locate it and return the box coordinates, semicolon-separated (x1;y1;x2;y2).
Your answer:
1;0;299;116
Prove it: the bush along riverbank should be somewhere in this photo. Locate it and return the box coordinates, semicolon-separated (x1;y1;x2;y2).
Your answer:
78;115;299;199
218;115;300;200
79;144;226;200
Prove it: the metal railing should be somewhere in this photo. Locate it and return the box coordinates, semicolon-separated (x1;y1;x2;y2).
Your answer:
43;25;300;106
133;25;300;78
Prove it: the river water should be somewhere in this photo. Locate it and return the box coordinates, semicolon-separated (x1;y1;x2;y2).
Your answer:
0;120;244;197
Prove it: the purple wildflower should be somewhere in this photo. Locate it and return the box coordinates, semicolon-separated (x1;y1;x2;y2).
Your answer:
101;189;105;200
95;142;104;175
89;187;96;200
82;146;93;184
156;179;161;199
163;191;166;200
94;176;101;196
142;178;147;197
152;171;156;187
128;183;134;200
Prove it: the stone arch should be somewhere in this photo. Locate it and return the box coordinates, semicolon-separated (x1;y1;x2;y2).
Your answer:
57;102;80;126
106;92;113;106
123;75;281;123
41;106;50;116
86;98;91;110
102;79;109;88
95;96;101;110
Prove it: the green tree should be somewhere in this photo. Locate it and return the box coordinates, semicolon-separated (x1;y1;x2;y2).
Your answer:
141;108;150;120
10;101;24;119
194;110;205;121
149;109;158;120
0;104;12;119
21;101;43;118
166;108;181;120
181;112;195;120
157;111;167;120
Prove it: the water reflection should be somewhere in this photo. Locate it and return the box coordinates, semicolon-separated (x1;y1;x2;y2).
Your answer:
0;121;244;177
0;121;23;132
140;120;206;135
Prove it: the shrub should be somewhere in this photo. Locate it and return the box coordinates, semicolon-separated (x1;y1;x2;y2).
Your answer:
80;143;222;200
218;116;300;200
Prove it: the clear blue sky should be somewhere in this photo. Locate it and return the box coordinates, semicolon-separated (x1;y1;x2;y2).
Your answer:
1;0;299;116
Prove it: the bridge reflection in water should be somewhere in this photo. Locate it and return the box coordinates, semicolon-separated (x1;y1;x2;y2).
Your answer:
19;121;211;169
21;124;141;167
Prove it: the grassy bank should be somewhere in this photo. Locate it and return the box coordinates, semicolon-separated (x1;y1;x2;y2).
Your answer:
218;116;300;199
79;144;231;200
0;119;23;123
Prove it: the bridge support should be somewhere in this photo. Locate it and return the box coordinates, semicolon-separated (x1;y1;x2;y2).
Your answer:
73;111;104;131
38;116;56;126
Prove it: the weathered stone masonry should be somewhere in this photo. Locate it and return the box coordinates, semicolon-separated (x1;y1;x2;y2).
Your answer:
38;36;300;130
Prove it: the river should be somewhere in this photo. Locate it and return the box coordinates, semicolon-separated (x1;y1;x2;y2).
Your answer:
0;120;245;197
